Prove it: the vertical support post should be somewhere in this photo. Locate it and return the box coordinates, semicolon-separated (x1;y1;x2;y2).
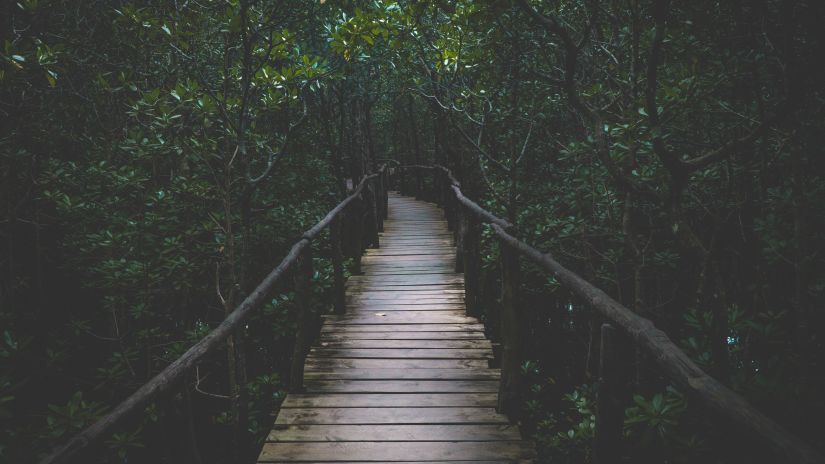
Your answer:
443;175;455;232
375;175;382;228
594;323;624;464
463;217;481;316
382;169;389;218
367;182;380;248
289;244;313;393
352;197;364;275
455;206;466;273
497;240;523;417
376;172;385;231
331;214;346;315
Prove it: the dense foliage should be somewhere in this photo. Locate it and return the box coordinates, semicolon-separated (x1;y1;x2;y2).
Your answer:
2;0;824;463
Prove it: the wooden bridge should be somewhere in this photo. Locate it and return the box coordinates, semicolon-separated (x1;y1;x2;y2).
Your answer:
41;164;822;464
258;193;535;462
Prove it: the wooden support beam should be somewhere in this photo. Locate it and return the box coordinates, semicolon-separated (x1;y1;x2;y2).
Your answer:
331;215;346;315
463;217;481;317
289;246;313;393
594;323;624;464
497;240;522;417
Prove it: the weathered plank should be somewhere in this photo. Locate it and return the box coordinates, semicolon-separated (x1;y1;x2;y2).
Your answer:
319;331;487;340
316;339;491;349
307;348;492;359
304;358;490;370
322;312;477;325
344;304;467;311
304;368;500;380
347;289;465;296
260;461;531;464
281;393;498;408
275;407;509;425
320;323;484;332
303;380;500;393
258;442;535;462
267;424;521;442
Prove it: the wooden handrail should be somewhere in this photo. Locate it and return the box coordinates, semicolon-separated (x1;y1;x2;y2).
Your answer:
39;164;388;464
396;164;823;464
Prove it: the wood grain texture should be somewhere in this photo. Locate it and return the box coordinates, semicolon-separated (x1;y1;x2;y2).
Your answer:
258;442;535;462
258;193;533;463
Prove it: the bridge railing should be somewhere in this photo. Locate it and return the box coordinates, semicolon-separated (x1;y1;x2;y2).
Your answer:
394;164;822;464
39;164;391;464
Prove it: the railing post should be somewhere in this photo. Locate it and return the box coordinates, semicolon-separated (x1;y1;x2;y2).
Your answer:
352;196;364;275
464;217;481;317
497;239;523;417
443;175;455;232
455;206;466;273
383;169;390;217
594;323;624;464
367;182;380;248
289;244;313;393
331;214;346;315
376;174;385;232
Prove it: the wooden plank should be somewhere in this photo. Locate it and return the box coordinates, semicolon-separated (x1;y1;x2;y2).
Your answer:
307;348;492;359
375;241;453;246
364;251;455;257
266;424;521;442
348;275;463;284
304;380;500;393
348;295;465;302
348;293;464;300
364;270;459;275
275;407;509;425
349;293;464;299
319;331;487;340
345;305;466;312
365;245;455;250
304;358;490;370
258;441;534;462
317;339;491;349
347;301;465;308
304;368;500;380
344;284;464;292
261;461;531;464
322;312;477;325
281;393;498;408
363;253;455;264
320;323;484;332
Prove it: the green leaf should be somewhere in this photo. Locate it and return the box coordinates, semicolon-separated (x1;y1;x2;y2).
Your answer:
46;69;57;87
3;331;17;350
652;393;664;411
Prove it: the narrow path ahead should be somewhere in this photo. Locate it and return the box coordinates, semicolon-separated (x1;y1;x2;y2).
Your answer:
258;192;535;463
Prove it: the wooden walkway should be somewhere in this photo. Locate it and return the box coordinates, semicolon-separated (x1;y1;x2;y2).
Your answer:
258;192;535;463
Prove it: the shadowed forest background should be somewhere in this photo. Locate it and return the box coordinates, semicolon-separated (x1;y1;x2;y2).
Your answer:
2;0;825;462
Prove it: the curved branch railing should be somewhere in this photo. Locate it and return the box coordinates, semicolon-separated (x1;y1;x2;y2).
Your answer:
395;164;822;464
40;165;391;464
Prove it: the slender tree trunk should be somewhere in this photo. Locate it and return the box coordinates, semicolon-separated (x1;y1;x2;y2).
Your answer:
406;95;423;197
790;148;809;348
